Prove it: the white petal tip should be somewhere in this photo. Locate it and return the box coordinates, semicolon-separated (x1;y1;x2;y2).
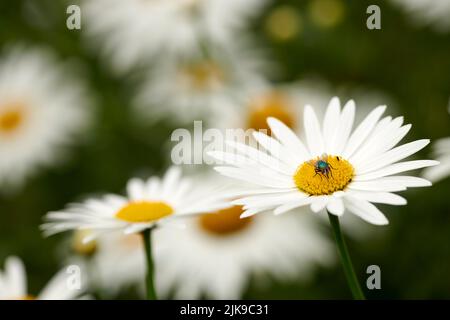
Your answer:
240;211;256;218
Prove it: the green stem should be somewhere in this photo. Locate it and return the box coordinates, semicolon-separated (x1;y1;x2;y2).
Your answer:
327;212;365;300
142;227;157;300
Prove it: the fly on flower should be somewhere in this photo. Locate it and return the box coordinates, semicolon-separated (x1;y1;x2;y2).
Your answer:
308;153;335;179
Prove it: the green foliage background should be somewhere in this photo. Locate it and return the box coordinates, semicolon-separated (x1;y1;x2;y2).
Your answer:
0;0;449;299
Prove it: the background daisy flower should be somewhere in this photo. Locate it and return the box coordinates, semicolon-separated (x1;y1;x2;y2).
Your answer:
210;97;438;225
132;40;270;124
0;256;86;300
392;0;450;32
155;207;332;299
41;166;230;240
0;46;91;189
83;0;269;73
66;231;146;298
41;166;231;300
423;138;450;182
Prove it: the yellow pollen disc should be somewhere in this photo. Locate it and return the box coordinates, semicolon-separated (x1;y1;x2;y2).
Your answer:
247;92;295;135
199;205;253;236
294;155;354;196
181;60;224;91
0;104;25;133
115;201;174;223
72;229;97;256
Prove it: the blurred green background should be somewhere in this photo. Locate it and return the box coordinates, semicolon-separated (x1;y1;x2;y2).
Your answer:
0;0;449;299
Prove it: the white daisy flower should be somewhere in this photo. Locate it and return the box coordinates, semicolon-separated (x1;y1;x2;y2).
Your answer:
83;0;269;73
41;166;230;240
0;46;91;188
0;256;85;300
66;230;146;297
392;0;450;32
209;97;439;225
423;137;450;182
133;41;269;124
155;206;332;299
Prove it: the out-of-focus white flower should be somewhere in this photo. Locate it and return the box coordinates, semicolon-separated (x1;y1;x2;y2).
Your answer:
68;231;146;297
83;0;269;73
209;97;438;225
423;137;450;182
393;0;450;32
423;105;450;182
133;41;270;124
0;46;91;188
42;166;231;240
0;256;86;300
154;203;332;299
212;79;395;137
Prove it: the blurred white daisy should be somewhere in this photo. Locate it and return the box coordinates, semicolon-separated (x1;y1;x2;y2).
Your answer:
212;85;299;134
83;0;268;73
212;80;396;134
0;46;91;188
41;166;230;240
209;97;439;225
393;0;450;32
0;256;85;300
155;205;332;299
133;41;270;124
60;229;146;298
423;137;450;182
67;230;146;297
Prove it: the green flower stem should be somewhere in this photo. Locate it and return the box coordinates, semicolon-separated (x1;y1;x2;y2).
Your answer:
142;227;157;300
327;212;365;300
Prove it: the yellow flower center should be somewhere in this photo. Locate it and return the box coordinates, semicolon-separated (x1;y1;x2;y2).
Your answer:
72;229;97;256
115;201;174;223
199;205;253;236
0;104;25;134
247;92;295;135
180;60;225;91
294;155;354;196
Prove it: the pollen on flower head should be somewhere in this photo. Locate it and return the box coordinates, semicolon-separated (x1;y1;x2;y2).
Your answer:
199;205;253;236
115;201;173;223
294;155;354;196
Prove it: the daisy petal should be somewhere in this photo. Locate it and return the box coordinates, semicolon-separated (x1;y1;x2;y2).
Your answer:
267;117;311;161
347;190;407;205
304;104;325;156
274;197;315;215
322;97;341;152
343;105;386;158
326;198;345;216
331;100;355;155
344;196;389;225
357;139;430;174
354;160;439;181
